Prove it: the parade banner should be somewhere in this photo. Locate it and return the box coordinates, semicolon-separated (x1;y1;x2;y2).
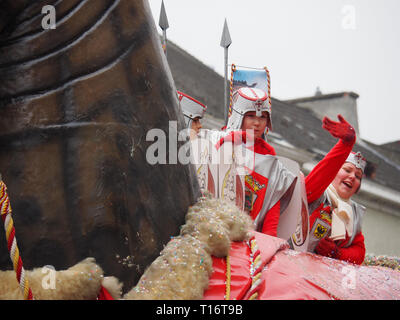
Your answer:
276;157;310;252
217;142;245;211
190;133;246;211
190;136;218;198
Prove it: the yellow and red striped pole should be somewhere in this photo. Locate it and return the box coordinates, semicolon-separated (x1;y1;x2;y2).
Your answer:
228;63;236;118
264;66;272;107
247;236;262;300
0;180;33;300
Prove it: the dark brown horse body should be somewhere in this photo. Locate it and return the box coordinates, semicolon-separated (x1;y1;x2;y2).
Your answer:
0;0;200;291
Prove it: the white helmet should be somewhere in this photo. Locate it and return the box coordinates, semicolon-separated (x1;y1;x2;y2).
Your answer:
226;87;272;136
177;91;207;129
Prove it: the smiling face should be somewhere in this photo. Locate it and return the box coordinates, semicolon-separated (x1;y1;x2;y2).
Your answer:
332;162;363;199
241;111;269;139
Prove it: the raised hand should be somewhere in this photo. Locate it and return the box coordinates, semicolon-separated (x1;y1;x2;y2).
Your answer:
322;114;356;145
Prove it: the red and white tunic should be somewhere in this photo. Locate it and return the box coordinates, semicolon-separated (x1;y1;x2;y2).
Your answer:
216;131;297;237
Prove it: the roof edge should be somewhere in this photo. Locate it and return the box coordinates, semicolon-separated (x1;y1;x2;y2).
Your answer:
284;91;359;104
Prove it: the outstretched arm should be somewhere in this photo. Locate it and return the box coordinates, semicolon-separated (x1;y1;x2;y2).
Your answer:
305;115;356;203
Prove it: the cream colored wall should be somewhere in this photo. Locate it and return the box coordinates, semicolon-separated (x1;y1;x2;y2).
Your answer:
362;207;400;256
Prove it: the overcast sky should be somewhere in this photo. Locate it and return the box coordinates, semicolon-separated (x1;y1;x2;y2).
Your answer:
148;0;400;145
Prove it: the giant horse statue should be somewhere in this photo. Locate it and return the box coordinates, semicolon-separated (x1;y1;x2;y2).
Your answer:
0;0;200;292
